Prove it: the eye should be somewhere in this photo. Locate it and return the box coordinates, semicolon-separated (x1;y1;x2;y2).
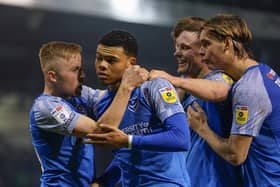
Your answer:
201;40;210;48
96;55;103;61
181;45;190;50
106;57;118;64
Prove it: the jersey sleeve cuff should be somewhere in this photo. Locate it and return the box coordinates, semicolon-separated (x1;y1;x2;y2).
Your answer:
128;135;133;149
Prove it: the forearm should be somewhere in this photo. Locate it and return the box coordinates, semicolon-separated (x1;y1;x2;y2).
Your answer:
73;85;132;136
197;126;244;165
72;115;99;137
176;78;229;102
132;113;190;151
97;84;132;127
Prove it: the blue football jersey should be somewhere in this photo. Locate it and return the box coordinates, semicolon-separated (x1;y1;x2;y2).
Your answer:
230;64;280;187
29;86;99;187
94;78;191;187
183;70;242;187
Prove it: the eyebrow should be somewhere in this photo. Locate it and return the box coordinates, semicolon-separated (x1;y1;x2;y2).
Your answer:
96;51;112;56
96;52;119;60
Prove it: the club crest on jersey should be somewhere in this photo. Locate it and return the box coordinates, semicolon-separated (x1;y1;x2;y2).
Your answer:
128;98;139;112
235;105;249;125
222;74;234;85
159;86;177;103
76;104;86;114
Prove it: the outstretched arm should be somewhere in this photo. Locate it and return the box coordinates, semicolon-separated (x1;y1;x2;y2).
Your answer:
149;70;230;102
84;113;190;152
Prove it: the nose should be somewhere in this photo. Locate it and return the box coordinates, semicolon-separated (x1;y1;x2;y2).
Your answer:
96;59;108;71
174;48;182;58
78;69;85;83
199;46;205;57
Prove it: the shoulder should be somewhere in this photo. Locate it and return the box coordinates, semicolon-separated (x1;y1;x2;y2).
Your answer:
206;70;234;86
33;94;62;108
81;85;101;97
140;77;173;90
233;66;262;94
139;78;175;97
232;66;271;106
31;94;66;118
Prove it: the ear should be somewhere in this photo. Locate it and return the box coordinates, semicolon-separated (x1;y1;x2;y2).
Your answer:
47;70;57;82
129;57;136;65
223;37;233;52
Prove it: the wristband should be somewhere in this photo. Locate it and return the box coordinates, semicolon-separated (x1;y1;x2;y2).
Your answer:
128;135;133;149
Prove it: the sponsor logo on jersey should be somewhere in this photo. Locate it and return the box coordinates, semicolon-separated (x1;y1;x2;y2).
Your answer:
275;78;280;87
266;69;276;80
222;74;234;85
235;105;248;125
51;105;71;124
51;105;63;115
159;86;177;103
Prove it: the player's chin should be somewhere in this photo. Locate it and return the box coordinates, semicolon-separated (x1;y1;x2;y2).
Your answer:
99;79;111;86
177;67;188;75
206;63;218;70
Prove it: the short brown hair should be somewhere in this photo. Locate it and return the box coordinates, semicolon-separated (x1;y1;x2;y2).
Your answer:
39;41;82;72
171;17;205;40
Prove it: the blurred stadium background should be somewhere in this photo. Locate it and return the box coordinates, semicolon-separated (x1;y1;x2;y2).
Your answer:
0;0;279;186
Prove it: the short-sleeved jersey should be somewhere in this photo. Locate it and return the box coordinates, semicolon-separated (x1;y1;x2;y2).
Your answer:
230;64;280;187
183;70;242;187
29;86;99;187
93;78;191;187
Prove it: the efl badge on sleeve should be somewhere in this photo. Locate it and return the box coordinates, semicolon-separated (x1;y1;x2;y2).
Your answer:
159;86;177;103
222;74;234;85
235;105;249;125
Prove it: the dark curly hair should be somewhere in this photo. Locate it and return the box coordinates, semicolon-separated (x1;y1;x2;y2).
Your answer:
98;30;138;57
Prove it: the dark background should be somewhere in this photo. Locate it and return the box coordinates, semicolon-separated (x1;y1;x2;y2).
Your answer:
0;0;279;186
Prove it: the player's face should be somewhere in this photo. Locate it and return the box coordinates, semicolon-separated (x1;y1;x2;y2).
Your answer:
55;54;83;97
95;44;135;89
174;31;203;77
199;29;226;70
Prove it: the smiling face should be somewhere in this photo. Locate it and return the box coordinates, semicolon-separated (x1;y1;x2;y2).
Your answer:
95;44;135;89
174;30;204;77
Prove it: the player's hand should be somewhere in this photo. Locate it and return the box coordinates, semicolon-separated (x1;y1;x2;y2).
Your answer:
187;102;209;134
149;70;173;82
121;65;149;91
84;124;129;149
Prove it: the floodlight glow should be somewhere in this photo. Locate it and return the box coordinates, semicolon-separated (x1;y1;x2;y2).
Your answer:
110;0;141;20
0;0;34;7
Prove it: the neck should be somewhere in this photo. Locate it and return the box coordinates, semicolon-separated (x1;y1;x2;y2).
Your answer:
43;83;71;99
196;65;211;79
108;82;121;92
43;83;53;95
226;57;257;80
